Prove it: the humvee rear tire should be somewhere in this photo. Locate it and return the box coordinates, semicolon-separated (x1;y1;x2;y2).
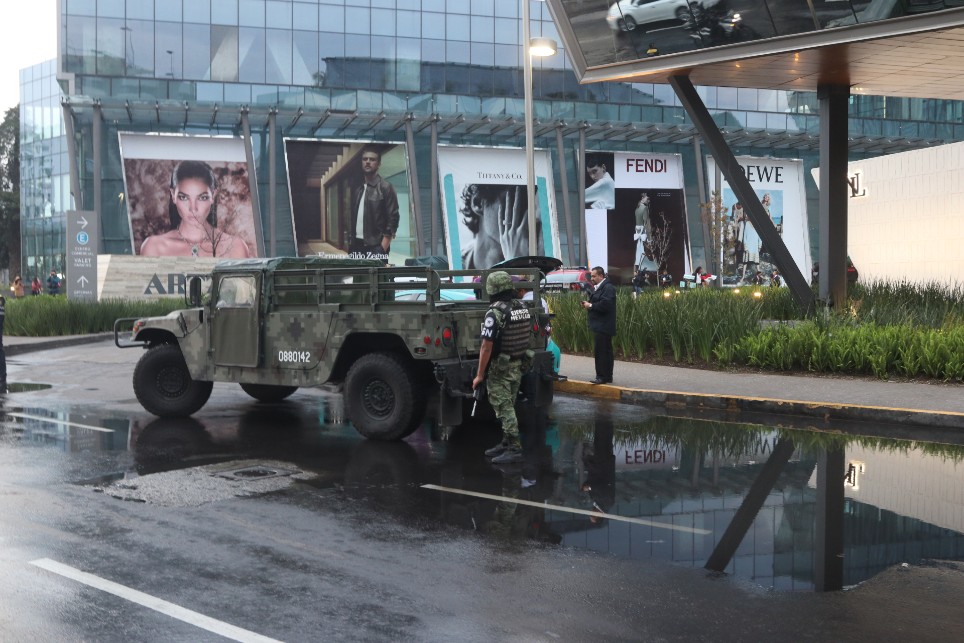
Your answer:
345;352;425;440
240;383;298;403
133;344;213;417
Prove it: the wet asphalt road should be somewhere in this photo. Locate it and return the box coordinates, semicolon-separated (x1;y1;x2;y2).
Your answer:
1;340;963;642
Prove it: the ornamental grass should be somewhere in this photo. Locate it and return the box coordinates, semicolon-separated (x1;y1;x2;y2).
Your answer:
550;280;964;381
3;296;185;337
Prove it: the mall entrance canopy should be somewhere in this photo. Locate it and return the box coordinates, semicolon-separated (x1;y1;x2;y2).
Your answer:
545;2;964;310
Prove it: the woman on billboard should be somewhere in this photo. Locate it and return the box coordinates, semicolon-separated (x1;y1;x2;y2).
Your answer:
140;160;251;258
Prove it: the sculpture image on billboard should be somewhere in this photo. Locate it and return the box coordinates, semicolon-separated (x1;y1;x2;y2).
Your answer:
583;151;692;286
285;139;415;265
119;133;261;258
438;145;561;270
706;156;811;286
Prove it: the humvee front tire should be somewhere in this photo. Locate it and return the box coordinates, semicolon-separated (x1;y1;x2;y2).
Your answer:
133;344;213;417
345;352;425;440
240;383;298;403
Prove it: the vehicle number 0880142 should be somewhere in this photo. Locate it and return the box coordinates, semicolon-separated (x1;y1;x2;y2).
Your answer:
278;350;312;363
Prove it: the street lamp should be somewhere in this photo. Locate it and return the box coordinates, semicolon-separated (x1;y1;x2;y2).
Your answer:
522;1;557;256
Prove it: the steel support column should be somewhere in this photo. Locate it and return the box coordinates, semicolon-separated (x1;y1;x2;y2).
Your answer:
61;102;82;211
430;117;440;256
404;116;424;256
815;447;846;592
578;123;588;266
268;109;277;257
818;84;850;307
240;110;266;255
670;75;814;313
92;102;103;246
704;438;796;572
556;124;574;266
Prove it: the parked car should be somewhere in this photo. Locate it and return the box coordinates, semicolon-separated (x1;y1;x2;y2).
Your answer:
544;267;592;293
606;0;719;32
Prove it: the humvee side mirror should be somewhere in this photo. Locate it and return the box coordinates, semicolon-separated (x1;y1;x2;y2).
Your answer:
188;276;203;307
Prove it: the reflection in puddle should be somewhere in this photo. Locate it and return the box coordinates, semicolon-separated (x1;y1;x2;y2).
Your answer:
51;394;964;594
3;382;53;393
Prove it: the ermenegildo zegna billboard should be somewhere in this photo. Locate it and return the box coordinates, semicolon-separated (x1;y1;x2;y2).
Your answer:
284;139;416;265
546;0;963;73
584;151;692;286
119;133;261;258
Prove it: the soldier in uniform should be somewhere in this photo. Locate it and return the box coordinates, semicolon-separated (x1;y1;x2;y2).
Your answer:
472;271;533;465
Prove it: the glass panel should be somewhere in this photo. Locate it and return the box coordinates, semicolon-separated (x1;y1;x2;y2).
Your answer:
224;83;252;103
126;0;153;21
155;1;182;22
471;16;494;42
68;0;97;15
184;0;210;23
183;23;212;80
493;0;518;19
96;17;126;76
319;5;346;31
422;0;445;10
318;31;346;86
422;12;444;39
737;88;758;111
447;13;470;40
266;0;293;29
471;42;494;66
471;0;495;16
211;25;240;82
293;3;319;31
397;11;420;38
239;27;267;83
494;17;517;45
345;8;371;34
240;0;266;27
293;30;319;86
212;0;239;26
446;40;470;66
64;15;97;74
155;22;182;80
97;0;124;18
196;82;224;102
372;9;395;37
266;29;292;85
126;20;155;77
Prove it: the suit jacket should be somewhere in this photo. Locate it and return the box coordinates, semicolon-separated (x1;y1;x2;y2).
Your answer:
587;278;617;336
349;174;400;247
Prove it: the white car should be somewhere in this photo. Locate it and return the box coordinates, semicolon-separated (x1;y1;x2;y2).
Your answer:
606;0;713;32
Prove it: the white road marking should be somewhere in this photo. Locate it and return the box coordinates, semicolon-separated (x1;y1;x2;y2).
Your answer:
420;484;711;535
29;558;282;643
7;412;114;433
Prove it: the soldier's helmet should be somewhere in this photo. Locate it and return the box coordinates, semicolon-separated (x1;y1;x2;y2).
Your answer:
485;270;515;296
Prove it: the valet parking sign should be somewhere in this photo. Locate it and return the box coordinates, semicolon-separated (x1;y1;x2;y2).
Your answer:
66;210;99;300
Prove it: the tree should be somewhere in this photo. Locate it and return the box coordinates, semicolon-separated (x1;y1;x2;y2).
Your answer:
698;190;730;278
0;105;20;276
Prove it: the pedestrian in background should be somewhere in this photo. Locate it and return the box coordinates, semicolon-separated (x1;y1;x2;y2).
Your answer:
0;294;6;392
46;270;61;296
582;266;616;385
31;276;42;296
10;276;23;298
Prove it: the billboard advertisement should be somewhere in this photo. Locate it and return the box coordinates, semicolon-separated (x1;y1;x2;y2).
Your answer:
284;139;415;265
119;133;261;258
706;156;812;285
584;151;691;285
437;145;561;270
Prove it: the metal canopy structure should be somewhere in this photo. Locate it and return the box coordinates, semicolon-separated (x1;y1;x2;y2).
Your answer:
63;96;948;154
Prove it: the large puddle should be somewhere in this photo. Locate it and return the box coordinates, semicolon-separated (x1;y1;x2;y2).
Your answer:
4;395;963;592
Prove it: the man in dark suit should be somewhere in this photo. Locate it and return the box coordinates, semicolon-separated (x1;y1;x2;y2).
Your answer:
581;266;616;384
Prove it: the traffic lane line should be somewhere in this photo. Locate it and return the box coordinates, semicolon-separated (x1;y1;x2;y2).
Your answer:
420;484;711;535
29;558;282;643
7;412;115;433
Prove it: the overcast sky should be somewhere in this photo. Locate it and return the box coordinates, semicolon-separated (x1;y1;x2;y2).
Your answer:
0;0;57;115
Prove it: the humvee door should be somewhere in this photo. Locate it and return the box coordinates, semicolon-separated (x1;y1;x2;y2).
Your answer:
211;273;261;367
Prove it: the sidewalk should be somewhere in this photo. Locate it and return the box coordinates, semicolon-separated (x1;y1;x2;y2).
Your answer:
6;333;964;429
556;353;964;430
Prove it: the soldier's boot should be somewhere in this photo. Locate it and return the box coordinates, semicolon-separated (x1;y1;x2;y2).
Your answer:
491;446;523;465
485;441;508;458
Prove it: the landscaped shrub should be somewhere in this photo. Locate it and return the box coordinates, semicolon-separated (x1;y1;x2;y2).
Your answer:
4;296;185;337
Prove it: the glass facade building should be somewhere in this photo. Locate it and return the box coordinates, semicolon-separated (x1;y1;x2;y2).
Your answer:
19;1;964;277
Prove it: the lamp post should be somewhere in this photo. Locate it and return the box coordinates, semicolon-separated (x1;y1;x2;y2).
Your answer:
522;0;556;256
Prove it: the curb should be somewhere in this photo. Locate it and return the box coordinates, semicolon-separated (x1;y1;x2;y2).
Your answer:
556;379;964;430
4;333;114;357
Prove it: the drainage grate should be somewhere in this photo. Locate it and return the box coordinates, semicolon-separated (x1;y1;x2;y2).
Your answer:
216;465;299;481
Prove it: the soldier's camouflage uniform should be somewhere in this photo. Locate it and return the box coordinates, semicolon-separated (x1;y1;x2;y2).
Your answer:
480;299;532;447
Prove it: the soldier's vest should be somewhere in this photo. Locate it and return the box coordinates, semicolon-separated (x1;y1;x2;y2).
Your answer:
492;300;532;358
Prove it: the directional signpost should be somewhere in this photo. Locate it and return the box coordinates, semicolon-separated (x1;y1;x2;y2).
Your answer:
66;210;98;301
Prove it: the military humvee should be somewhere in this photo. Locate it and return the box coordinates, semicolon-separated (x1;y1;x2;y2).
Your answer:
114;256;560;440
